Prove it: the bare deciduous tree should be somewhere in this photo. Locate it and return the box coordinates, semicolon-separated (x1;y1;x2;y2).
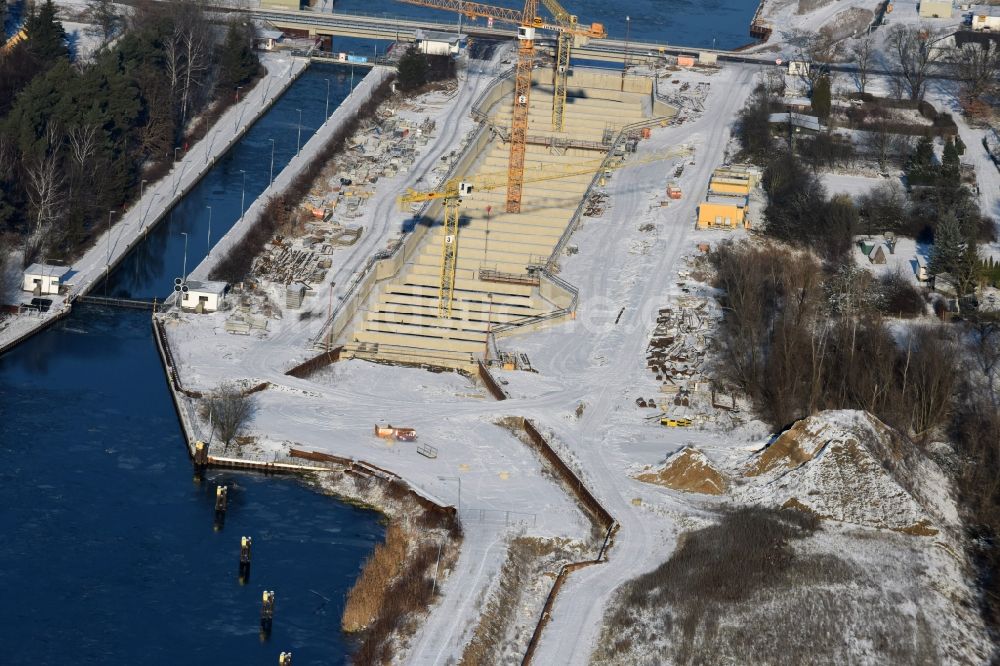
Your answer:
206;382;255;449
851;37;874;94
886;25;942;102
24;126;66;260
906;326;957;435
952;41;1000;99
87;0;119;44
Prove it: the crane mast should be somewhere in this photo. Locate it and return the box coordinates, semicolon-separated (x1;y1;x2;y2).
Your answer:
507;0;538;214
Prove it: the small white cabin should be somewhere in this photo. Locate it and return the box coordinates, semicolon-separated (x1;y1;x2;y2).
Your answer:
787;60;810;77
971;6;1000;31
254;29;283;51
915;255;929;281
181;280;227;312
22;264;70;295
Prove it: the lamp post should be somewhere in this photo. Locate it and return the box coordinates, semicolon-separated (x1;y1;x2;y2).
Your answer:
325;78;331;119
206;205;213;250
106;210;116;267
269;138;276;188
239;170;246;222
624;15;631;75
296;108;302;154
181;232;189;283
438;475;461;516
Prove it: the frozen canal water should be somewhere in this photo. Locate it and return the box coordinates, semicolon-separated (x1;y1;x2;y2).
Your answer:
0;64;383;665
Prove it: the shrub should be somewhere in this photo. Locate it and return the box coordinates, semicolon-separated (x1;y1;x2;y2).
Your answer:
878;269;926;317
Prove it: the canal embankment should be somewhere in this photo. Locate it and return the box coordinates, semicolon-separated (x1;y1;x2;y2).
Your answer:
186;65;396;285
0;52;309;356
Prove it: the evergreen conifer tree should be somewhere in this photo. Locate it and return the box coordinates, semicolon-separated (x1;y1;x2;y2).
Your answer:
25;0;67;62
811;75;832;120
941;137;960;186
929;211;965;276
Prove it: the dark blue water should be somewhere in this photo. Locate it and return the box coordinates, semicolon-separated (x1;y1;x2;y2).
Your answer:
0;64;384;665
327;0;759;49
108;63;361;300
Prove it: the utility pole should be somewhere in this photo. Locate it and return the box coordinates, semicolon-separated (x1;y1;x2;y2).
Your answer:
622;15;631;90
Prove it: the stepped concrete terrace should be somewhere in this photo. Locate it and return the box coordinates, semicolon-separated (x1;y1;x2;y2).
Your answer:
341;68;662;371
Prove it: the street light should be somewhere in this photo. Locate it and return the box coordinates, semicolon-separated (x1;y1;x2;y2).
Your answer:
106;210;116;267
438;475;461;516
623;15;631;77
269;139;275;188
206;205;213;250
239;170;246;222
180;232;189;284
296;108;303;154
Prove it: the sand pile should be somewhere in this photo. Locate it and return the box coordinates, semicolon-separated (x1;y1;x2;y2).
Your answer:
737;411;952;534
746;417;832;476
636;447;727;495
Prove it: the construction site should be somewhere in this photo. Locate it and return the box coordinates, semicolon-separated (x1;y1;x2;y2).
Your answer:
154;0;996;661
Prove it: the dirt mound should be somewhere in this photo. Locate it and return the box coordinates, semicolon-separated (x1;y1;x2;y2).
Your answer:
636;447;727;495
737;411;955;533
747;417;832;476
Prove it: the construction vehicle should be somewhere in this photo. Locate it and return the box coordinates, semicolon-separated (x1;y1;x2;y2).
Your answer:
400;145;692;316
375;424;418;441
661;417;692;428
395;0;605;214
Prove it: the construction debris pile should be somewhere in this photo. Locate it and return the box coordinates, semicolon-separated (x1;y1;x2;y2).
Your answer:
656;78;710;123
642;273;746;424
583;191;607;218
491;350;536;372
224;299;271;336
251;238;333;285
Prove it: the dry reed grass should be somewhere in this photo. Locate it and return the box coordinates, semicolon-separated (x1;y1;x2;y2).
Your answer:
342;522;410;633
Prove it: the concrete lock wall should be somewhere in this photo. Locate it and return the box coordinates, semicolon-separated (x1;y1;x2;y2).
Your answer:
328;100;497;346
547;68;653;96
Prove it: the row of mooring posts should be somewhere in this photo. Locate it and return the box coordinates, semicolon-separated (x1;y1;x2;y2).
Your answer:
198;466;291;663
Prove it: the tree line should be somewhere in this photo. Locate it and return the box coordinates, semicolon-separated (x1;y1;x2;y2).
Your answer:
0;0;260;267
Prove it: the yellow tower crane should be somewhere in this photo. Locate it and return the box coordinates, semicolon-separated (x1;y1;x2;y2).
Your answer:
394;0;605;213
399;145;692;316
